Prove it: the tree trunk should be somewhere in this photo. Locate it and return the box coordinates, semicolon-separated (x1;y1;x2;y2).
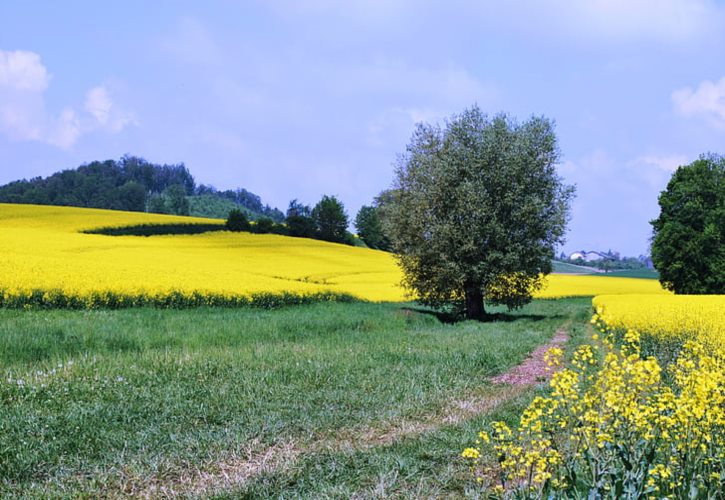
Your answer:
464;283;486;321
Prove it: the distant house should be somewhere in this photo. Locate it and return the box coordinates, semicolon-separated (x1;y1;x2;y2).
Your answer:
568;250;608;262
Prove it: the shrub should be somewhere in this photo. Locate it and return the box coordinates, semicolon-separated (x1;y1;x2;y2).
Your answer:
226;209;251;232
252;217;275;234
82;223;224;237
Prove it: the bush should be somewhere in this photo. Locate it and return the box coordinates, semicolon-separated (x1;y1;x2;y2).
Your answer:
226;209;251;232
252;217;275;234
82;223;224;237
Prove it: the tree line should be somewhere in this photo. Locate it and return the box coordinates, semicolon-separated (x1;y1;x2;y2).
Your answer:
0;155;283;220
224;194;392;250
0;154;393;250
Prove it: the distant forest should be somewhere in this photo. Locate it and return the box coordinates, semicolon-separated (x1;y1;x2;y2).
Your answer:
0;155;284;221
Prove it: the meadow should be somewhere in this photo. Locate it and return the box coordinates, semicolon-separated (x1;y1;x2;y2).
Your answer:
0;299;590;497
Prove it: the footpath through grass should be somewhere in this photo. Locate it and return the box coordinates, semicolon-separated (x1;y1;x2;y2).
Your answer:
0;298;590;497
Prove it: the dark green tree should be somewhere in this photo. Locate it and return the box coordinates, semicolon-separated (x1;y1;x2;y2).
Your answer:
650;154;724;294
312;195;350;243
226;209;251;232
252;217;275;234
384;106;574;320
355;205;390;250
165;184;190;216
117;181;147;212
285;199;317;238
147;194;168;214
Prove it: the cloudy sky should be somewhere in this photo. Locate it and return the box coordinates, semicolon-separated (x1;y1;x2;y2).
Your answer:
1;1;724;256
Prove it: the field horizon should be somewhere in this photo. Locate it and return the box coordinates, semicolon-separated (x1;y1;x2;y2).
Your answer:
0;203;668;311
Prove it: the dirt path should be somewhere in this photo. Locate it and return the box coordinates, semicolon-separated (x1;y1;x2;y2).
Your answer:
490;328;569;385
134;327;571;498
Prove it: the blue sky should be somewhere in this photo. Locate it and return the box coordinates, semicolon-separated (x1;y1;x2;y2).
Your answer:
1;1;724;256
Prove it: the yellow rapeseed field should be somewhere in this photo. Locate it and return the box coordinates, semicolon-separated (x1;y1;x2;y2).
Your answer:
0;203;667;306
592;294;725;351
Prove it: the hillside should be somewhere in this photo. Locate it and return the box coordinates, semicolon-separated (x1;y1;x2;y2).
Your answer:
552;261;599;274
0;156;283;221
0;204;667;308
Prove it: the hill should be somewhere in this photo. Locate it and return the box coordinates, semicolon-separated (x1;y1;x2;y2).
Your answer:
0;156;283;221
0;204;667;308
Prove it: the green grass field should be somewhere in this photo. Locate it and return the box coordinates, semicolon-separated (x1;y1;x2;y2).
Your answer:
598;268;659;279
0;299;591;497
552;260;659;280
551;261;597;274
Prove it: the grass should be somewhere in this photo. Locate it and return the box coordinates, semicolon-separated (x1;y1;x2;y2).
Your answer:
0;298;591;497
552;261;659;280
598;268;659;279
551;261;597;274
221;306;592;499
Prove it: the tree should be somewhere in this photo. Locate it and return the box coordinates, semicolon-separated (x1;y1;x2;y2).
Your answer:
252;216;275;234
650;154;724;294
117;181;147;212
312;195;350;243
165;184;190;216
286;199;317;238
355;205;390;250
147;194;168;214
383;106;574;320
226;209;251;232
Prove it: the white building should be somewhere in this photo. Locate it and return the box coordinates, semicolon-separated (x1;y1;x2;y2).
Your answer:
568;250;607;262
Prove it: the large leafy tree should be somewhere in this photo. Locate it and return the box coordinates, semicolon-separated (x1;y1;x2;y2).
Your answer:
650;154;724;294
384;106;574;320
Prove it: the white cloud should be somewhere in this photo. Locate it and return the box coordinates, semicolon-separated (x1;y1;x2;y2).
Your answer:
0;49;136;149
84;86;112;126
47;108;82;150
672;77;725;127
0;49;50;91
84;85;137;132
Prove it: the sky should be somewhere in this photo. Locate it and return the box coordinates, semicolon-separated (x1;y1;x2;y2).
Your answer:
1;1;724;257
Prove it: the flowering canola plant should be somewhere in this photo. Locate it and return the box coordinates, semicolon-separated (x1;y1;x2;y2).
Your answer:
1;204;667;308
464;329;725;498
592;294;725;354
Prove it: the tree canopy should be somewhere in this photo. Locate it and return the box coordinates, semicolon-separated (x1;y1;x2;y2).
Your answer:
312;195;350;244
226;209;251;232
355;205;390;251
0;155;284;221
384;106;574;320
286;199;317;238
650;154;724;294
